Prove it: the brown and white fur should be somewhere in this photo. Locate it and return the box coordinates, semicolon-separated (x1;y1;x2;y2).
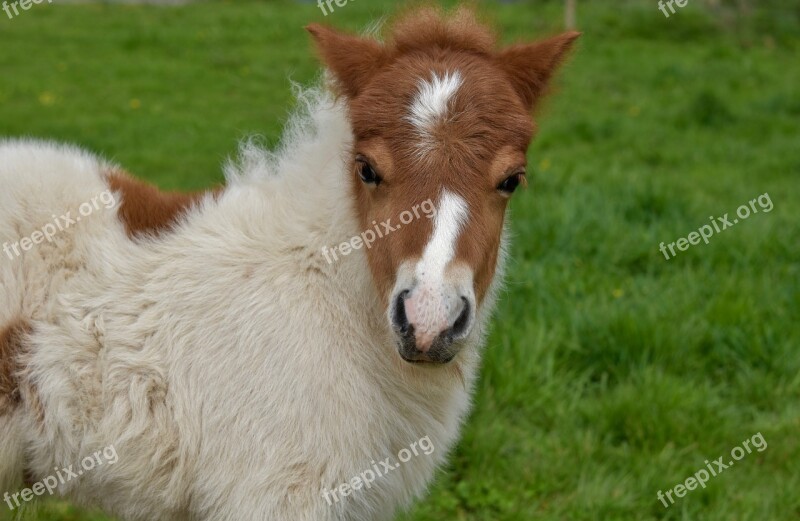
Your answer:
0;7;577;521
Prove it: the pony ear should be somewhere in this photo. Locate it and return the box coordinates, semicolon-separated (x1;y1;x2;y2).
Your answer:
496;31;580;111
306;24;387;99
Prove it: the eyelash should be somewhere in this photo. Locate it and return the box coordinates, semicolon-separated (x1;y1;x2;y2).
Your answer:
497;170;526;194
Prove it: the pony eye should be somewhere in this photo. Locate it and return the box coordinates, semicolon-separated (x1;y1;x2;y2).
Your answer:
497;171;525;194
356;156;381;186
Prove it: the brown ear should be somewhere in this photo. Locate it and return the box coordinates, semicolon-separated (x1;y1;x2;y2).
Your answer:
306;24;387;99
496;31;580;110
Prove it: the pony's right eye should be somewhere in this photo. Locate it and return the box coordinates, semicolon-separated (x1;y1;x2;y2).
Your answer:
356;156;382;186
497;171;526;195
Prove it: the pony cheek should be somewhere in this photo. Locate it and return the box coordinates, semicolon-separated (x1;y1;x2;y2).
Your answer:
473;250;499;305
457;223;504;306
362;239;398;306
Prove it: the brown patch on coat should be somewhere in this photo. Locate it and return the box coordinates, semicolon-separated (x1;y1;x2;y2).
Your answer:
106;171;222;238
307;7;579;304
0;319;31;415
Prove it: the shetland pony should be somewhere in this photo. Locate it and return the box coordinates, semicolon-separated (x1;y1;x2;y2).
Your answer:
0;7;578;521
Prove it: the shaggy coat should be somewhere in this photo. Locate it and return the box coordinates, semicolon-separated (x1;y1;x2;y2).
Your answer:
0;95;486;521
0;7;577;521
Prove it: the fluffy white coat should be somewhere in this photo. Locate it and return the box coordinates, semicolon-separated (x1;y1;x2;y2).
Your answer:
0;87;504;521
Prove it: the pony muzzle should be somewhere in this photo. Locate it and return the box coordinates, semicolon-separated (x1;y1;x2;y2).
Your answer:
390;280;475;364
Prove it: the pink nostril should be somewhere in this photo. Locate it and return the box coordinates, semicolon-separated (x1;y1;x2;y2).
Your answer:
403;292;450;353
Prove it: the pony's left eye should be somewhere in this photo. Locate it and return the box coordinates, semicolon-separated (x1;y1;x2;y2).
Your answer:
356;156;381;186
497;171;526;195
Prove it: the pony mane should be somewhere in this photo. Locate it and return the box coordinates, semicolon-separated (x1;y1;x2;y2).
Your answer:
224;80;349;185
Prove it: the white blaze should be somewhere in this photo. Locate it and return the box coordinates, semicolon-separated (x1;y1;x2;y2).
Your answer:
418;190;468;280
404;190;469;349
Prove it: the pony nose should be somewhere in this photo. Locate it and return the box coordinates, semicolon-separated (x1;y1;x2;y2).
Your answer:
393;288;472;352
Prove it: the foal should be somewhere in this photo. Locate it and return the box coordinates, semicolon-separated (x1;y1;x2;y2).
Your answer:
0;7;578;521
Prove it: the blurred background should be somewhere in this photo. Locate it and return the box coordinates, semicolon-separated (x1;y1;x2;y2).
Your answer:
0;0;798;519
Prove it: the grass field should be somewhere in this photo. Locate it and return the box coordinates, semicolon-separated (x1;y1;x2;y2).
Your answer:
1;0;799;520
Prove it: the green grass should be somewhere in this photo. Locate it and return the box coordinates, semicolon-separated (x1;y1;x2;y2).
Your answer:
1;0;799;520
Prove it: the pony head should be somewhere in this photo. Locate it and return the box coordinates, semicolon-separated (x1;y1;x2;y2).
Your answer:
308;7;578;364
